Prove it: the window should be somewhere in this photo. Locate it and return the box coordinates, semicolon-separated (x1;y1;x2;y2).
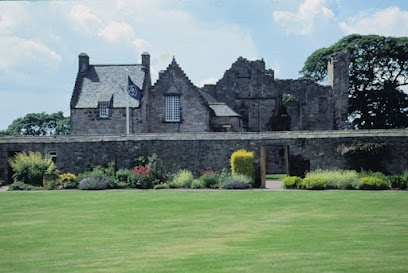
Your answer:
166;96;180;122
48;151;57;163
99;102;110;118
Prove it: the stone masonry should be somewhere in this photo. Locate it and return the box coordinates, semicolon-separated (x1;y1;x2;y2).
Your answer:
1;130;407;184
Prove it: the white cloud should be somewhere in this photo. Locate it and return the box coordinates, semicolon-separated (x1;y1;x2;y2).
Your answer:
0;36;61;72
339;6;408;37
273;0;335;35
133;39;152;53
69;4;102;34
98;21;135;42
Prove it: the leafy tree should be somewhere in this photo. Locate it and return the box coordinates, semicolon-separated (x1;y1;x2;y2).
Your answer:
300;34;408;129
3;112;70;136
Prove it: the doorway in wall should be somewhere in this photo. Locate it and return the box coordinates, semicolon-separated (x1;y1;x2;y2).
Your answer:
260;145;289;188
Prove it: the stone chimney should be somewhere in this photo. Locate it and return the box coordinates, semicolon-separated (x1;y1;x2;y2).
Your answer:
78;53;89;73
142;52;150;70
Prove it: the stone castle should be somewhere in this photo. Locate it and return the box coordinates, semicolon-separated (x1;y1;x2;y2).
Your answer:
70;52;350;134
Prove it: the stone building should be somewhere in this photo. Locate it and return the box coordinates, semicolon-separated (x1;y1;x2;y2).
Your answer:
70;52;349;134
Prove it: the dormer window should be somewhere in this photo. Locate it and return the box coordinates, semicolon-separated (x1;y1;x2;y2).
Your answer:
166;96;180;122
99;102;110;118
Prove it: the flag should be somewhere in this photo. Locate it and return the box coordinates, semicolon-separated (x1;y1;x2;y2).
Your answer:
128;76;143;101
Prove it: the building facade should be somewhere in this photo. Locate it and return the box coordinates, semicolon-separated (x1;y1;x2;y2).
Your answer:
70;52;349;134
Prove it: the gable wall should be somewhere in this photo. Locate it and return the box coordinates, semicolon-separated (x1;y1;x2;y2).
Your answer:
146;65;210;133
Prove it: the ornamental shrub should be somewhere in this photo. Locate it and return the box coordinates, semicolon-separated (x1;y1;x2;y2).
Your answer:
301;177;326;190
190;179;205;189
388;175;406;189
8;181;33;191
8;152;56;186
230;149;254;182
153;182;169;189
131;165;156;189
306;169;359;189
282;176;302;189
198;171;219;188
221;174;252;189
358;177;389;190
169;170;194;188
58;172;78;189
78;176;108;190
116;169;133;184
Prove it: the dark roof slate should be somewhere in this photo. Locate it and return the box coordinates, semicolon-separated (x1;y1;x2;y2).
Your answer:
74;64;145;108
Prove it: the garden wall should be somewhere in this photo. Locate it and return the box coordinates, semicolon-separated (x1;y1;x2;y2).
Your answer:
1;130;407;184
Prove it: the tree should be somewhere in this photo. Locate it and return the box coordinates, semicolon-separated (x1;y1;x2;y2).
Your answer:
300;34;408;129
3;112;70;136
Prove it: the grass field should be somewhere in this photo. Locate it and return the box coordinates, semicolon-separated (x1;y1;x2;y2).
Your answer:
266;174;287;180
0;190;407;273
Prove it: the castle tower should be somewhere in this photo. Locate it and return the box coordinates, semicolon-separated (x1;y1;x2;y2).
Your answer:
328;52;350;130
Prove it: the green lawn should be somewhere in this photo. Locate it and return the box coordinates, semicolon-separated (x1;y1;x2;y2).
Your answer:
266;173;287;180
0;191;407;273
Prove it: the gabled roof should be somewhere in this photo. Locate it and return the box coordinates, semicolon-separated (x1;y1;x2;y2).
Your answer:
74;65;145;108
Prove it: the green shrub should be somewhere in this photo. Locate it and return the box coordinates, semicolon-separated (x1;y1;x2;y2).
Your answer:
0;179;4;187
358;177;389;190
301;177;326;190
58;172;78;189
282;176;302;189
230;149;254;181
116;169;133;183
153;182;169;189
169;170;194;188
388;175;406;189
402;171;408;189
221;174;252;189
8;152;56;186
306;169;359;189
78;176;108;190
198;171;219;188
190;179;205;189
8;181;33;191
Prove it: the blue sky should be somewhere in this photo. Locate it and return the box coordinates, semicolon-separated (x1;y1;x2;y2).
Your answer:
1;0;407;130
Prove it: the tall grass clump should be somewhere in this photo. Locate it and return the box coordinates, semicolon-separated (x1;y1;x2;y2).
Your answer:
305;169;359;189
8;152;56;186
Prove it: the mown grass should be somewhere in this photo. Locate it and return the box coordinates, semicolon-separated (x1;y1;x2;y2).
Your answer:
266;173;287;180
0;191;407;272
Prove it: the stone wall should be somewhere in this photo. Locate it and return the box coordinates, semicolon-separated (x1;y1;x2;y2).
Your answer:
1;130;407;184
70;108;142;135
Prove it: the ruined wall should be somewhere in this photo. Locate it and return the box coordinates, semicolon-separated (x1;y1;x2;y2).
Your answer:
70;108;143;135
1;130;407;184
203;56;347;132
203;58;279;132
145;59;210;133
276;79;334;130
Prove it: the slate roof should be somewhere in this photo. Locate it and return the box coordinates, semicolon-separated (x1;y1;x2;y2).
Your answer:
208;103;241;117
199;90;240;117
74;65;145;108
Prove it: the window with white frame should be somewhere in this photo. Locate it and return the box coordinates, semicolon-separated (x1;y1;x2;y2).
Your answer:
166;96;180;122
99;102;109;118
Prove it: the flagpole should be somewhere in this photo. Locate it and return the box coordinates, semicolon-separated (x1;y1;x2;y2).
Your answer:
126;72;130;135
